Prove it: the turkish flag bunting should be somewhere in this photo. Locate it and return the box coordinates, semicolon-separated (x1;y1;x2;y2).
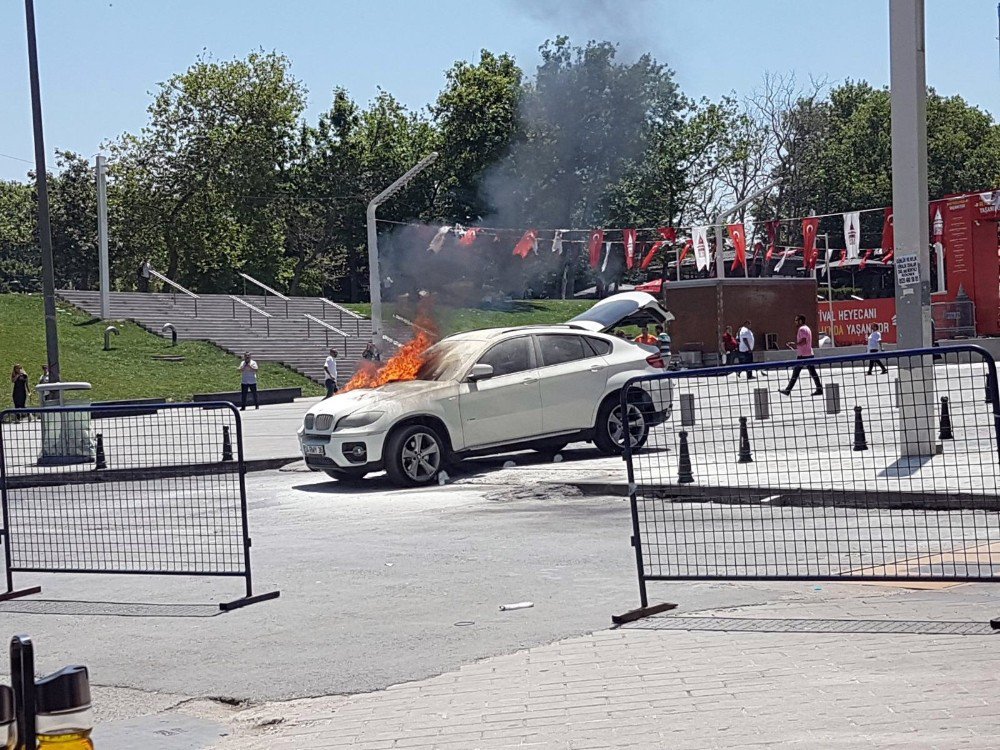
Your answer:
622;228;637;269
588;229;604;268
458;227;479;246
859;248;873;270
766;219;780;259
752;241;764;260
639;227;676;270
727;223;747;272
881;208;894;253
838;249;847;267
513;229;537;258
802;217;820;269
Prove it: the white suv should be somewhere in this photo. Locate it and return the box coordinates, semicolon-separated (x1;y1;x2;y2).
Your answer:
299;293;674;486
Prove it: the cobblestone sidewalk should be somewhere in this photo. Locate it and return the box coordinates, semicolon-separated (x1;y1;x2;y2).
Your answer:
208;588;1000;749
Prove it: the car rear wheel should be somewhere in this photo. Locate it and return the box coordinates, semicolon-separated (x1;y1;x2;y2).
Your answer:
385;424;444;487
594;393;650;455
324;468;368;482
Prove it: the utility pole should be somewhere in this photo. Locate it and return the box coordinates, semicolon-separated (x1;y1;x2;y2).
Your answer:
96;155;110;319
890;0;936;456
24;0;60;381
366;152;438;340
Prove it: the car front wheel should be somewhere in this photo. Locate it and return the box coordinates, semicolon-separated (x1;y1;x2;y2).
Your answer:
385;424;445;487
594;394;650;455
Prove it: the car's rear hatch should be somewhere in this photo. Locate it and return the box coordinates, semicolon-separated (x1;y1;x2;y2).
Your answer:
565;291;674;333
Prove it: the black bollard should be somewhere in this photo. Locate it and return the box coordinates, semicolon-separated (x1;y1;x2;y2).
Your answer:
222;425;234;462
938;396;954;440
677;431;694;483
737;416;753;463
852;406;868;451
94;433;107;470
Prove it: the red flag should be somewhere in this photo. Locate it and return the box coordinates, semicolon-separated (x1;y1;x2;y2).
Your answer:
859;248;873;270
513;229;537;258
727;223;747;272
678;239;693;264
458;227;479;246
622;228;637;269
881;208;894;253
802;217;820;269
766;219;779;259
751;241;763;261
838;249;847;267
588;229;604;268
639;227;675;270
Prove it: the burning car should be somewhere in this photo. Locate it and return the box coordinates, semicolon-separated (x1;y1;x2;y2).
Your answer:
299;292;674;487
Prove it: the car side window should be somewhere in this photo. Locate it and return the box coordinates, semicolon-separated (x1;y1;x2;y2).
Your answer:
537;334;591;367
584;336;612;356
477;337;533;377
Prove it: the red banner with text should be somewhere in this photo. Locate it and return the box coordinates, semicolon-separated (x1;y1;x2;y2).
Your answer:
818;299;897;345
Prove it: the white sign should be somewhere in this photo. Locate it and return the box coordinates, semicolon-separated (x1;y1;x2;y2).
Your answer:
895;253;920;287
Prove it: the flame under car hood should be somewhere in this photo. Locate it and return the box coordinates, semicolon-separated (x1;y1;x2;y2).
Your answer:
309;380;458;418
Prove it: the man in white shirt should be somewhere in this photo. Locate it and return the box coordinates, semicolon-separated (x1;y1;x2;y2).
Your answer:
239;352;259;411
737;320;756;379
866;324;888;375
324;349;340;398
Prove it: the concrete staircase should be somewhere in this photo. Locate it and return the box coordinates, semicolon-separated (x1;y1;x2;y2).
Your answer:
57;290;404;387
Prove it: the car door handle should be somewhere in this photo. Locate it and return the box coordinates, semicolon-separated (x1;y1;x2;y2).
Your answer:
522;377;538;384
589;365;604;372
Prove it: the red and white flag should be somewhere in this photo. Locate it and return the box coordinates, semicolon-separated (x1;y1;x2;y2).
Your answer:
766;219;779;260
639;227;676;270
859;248;873;270
458;227;479;246
802;217;819;270
428;225;451;253
774;247;796;273
843;211;861;259
692;226;711;271
622;228;637;269
678;238;693;265
551;229;564;254
728;223;747;272
513;229;537;258
588;229;604;269
881;208;894;256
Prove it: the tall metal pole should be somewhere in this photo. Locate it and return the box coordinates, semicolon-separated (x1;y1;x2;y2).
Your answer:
713;178;785;281
25;0;60;381
890;0;935;456
96;155;110;319
366;152;438;340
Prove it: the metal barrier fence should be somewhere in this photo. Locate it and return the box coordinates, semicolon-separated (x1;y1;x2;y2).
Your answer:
0;402;278;611
617;345;1000;624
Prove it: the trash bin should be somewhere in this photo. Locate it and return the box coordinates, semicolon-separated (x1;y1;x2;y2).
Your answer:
34;382;94;466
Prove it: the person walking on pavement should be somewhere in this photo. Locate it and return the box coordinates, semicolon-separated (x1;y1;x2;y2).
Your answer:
324;349;340;398
866;324;888;375
239;352;259;411
737;320;756;379
722;325;739;367
780;315;824;396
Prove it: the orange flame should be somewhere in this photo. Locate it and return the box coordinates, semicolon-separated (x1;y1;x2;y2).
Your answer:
342;312;439;392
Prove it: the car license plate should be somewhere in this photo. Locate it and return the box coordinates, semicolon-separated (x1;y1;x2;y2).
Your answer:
304;445;325;456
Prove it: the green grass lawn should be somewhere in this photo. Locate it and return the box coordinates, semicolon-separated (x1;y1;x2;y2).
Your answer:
342;299;596;335
0;294;323;404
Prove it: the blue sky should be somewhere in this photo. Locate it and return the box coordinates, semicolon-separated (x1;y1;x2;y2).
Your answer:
1;0;998;181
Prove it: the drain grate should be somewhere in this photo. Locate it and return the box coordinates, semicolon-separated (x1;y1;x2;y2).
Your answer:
625;616;996;635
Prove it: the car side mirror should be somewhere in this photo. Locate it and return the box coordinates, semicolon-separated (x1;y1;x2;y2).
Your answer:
467;363;494;382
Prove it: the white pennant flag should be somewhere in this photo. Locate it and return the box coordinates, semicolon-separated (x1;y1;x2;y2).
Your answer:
773;247;795;273
551;229;564;254
843;211;861;259
692;225;710;271
427;225;451;253
601;241;611;272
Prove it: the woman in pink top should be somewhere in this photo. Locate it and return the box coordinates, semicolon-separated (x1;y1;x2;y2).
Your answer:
779;315;824;396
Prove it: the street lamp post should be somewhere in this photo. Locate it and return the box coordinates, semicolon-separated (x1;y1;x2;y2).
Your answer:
24;0;60;381
366;152;439;341
713;178;784;280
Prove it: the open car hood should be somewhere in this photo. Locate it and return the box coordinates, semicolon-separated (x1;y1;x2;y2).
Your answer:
565;291;674;333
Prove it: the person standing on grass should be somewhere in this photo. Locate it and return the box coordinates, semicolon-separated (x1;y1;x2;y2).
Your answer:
722;325;739;366
11;364;30;417
324;349;340;398
737;320;756;379
138;258;151;292
780;315;824;396
866;323;888;375
239;352;259;411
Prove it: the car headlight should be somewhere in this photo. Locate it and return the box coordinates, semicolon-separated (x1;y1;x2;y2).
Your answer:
336;411;385;430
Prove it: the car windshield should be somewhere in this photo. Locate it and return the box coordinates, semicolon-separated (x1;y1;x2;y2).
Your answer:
413;339;484;381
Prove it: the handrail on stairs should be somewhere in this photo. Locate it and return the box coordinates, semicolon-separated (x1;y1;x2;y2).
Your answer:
303;314;349;350
149;269;200;315
238;272;290;316
319;298;363;337
228;294;273;336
